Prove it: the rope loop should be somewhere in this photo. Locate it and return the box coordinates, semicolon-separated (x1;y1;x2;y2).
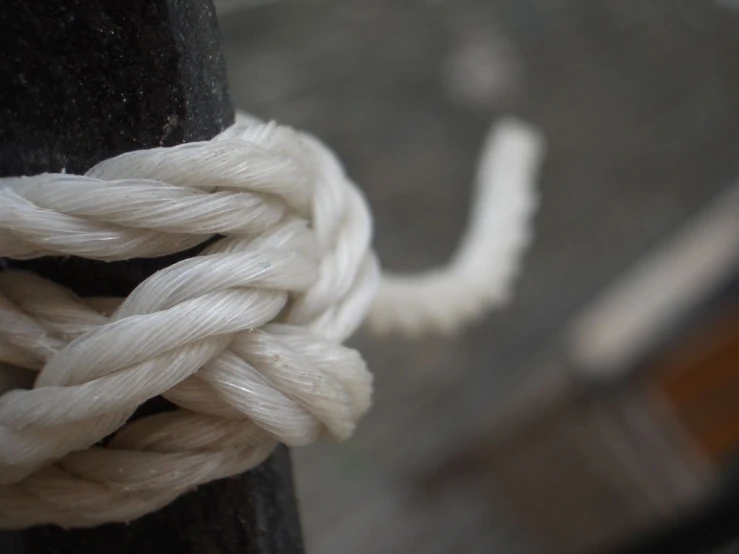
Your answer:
0;113;544;528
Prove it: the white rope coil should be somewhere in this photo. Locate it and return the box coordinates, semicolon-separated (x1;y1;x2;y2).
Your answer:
0;113;545;528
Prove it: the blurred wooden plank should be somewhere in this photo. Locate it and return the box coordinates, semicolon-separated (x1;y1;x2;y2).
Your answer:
649;298;739;465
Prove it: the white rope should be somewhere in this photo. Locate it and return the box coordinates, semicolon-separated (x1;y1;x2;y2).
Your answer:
0;113;545;528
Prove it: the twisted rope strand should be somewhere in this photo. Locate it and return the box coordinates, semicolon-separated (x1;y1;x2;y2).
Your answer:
0;114;544;528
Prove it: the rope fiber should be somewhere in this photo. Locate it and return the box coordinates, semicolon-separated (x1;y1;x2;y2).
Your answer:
0;113;544;528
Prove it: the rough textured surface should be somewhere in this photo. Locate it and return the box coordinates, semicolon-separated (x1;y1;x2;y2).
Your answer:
0;1;303;553
0;0;234;296
3;447;303;554
0;0;232;177
217;1;739;552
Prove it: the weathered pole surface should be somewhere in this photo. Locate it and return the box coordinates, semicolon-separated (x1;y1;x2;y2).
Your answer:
0;1;305;552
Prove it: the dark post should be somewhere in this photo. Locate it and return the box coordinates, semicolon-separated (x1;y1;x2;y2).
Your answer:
0;1;305;553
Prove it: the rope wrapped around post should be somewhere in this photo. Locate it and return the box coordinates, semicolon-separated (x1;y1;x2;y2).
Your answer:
0;113;545;528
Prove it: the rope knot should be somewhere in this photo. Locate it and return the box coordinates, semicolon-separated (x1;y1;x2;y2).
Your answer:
0;113;545;528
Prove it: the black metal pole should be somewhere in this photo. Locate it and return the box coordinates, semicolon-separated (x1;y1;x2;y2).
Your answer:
0;1;304;552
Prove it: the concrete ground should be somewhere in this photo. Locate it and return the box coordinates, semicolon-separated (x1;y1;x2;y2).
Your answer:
219;1;739;552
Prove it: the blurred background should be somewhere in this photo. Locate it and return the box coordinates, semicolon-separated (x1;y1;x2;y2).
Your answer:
216;1;739;553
